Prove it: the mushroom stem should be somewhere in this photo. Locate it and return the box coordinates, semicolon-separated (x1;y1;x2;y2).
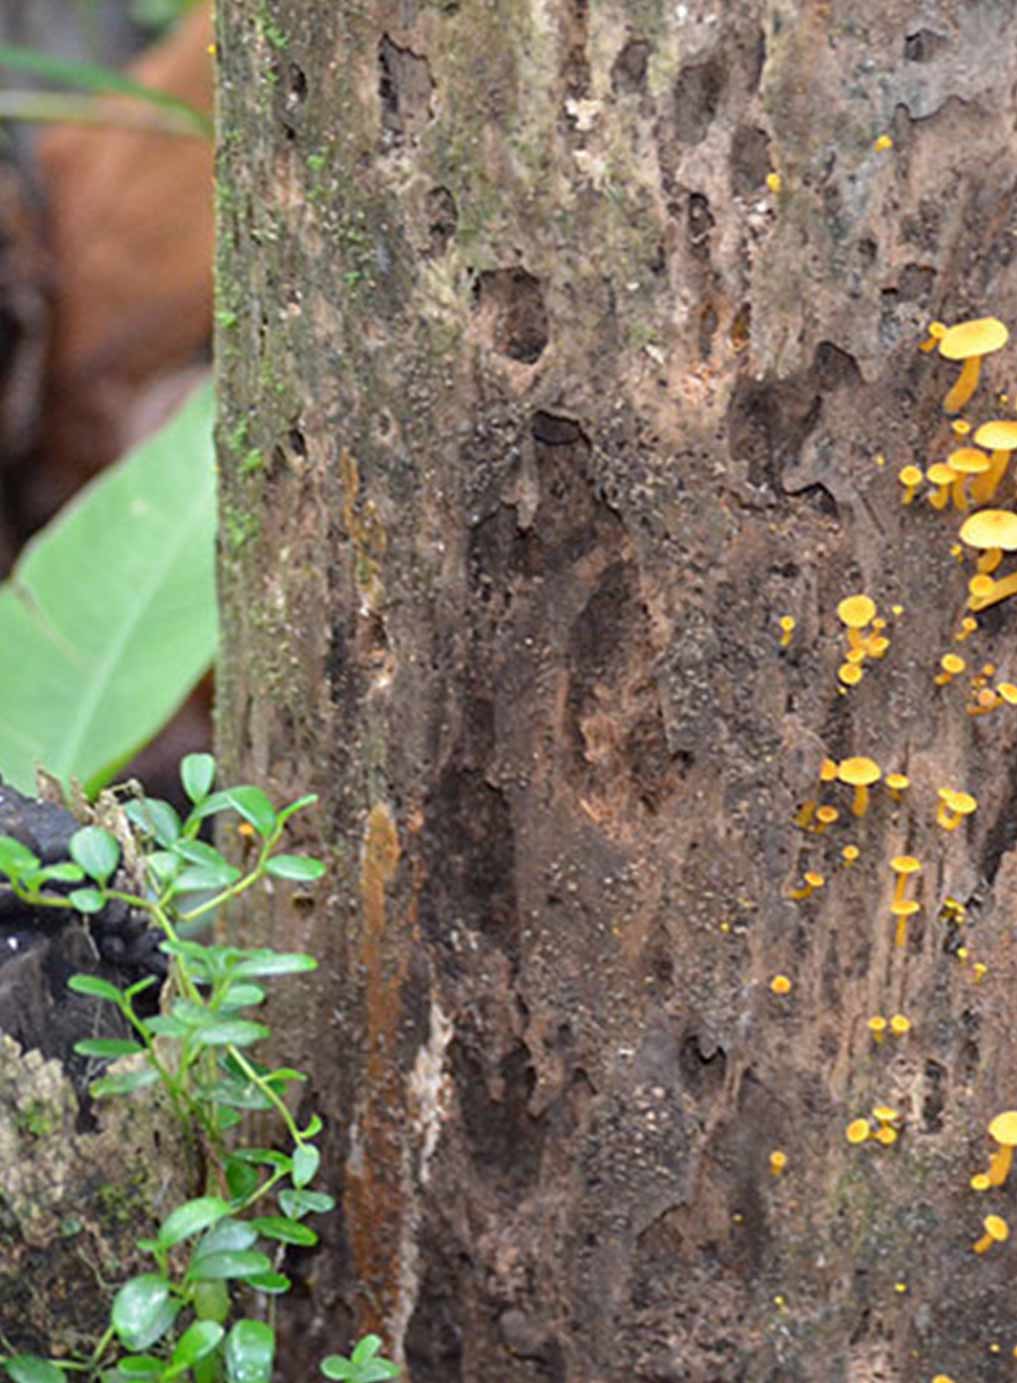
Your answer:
852;785;870;817
972;451;1011;505
988;1144;1014;1188
977;547;1003;575
969;570;1017;612
973;1228;995;1254
944;356;982;414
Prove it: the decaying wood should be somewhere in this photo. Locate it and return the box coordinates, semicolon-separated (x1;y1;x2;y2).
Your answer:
215;1;1017;1377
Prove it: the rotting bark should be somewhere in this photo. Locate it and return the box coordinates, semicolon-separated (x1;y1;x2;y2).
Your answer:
215;1;1017;1378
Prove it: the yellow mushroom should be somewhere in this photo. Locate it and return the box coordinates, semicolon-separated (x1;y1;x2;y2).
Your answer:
936;789;977;831
837;756;881;816
986;1111;1017;1187
770;974;792;995
918;320;947;353
897;465;923;504
885;773;910;801
925;462;955;510
938;316;1009;413
959;508;1017;576
813;805;839;834
889;855;921;905
973;1214;1009;1254
867;1015;887;1043
769;1150;787;1176
934;653;966;686
891;898;920;949
837;594;877;653
889;1013;911;1037
972;419;1017;502
788;871;825;901
945;447;991;511
845;1118;871;1144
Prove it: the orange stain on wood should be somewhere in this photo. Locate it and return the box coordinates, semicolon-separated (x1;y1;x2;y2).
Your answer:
345;801;410;1337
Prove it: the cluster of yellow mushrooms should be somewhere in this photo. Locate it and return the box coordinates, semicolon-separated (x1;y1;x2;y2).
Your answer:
774;317;1017;1371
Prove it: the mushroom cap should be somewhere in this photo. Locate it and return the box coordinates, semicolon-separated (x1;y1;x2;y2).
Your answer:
845;1118;870;1144
947;447;990;476
969;573;996;599
803;871;825;887
886;772;910;790
926;463;955;485
946;790;977;815
838;664;863;686
889;1014;911;1035
988;1111;1017;1147
837;594;877;629
819;757;840;782
983;1214;1009;1242
940;653;966;675
939;317;1009;361
838;756;881;787
898;464;923;485
867;1016;887;1034
959;509;1017;552
890;899;920;917
974;419;1017;451
890;854;921;876
872;1105;899;1122
998;682;1017;704
815;806;838;824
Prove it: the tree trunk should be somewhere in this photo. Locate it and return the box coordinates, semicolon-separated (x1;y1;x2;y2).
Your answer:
215;2;1017;1378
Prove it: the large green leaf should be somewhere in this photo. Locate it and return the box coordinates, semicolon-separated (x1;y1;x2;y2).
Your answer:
0;380;216;795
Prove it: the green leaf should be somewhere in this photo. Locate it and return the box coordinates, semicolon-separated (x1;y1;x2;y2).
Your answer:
67;973;124;1004
0;835;40;881
112;1274;179;1352
192;1279;230;1325
90;1066;160;1098
225;1157;261;1201
170;861;242;895
194;1019;270;1047
28;861;85;885
168;1320;224;1372
113;1357;164;1380
275;794;319;828
193;1217;259;1260
320;1335;400;1381
207;1077;273;1111
231;951;317;978
265;855;326;882
225;786;278;837
172;838;228;867
73;1037;144;1058
69;887;106;913
187;1250;272;1282
247;1272;291;1295
292;1144;320;1189
2;1357;66;1383
146;850;182;887
0;45;213;137
0;381;216;796
228;1148;292;1170
219;982;265;1008
224;1319;274;1383
158;1197;231;1248
144;1015;189;1039
126;798;181;847
181;752;216;804
69;826;120;884
278;1189;335;1219
248;1215;318;1246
